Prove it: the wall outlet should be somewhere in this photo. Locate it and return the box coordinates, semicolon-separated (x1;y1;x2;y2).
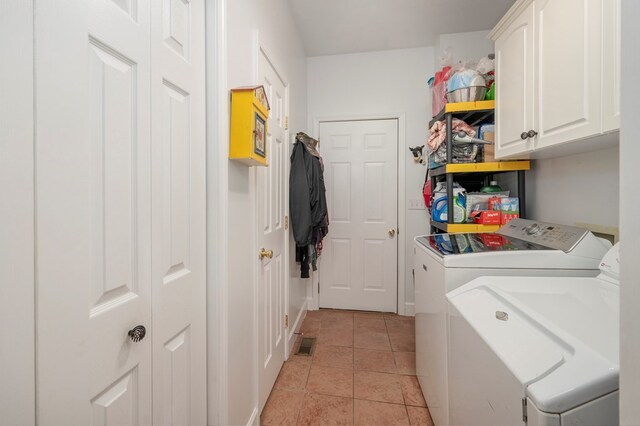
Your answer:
408;197;425;210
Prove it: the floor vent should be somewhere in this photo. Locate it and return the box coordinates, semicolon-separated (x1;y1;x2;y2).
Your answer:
296;337;316;356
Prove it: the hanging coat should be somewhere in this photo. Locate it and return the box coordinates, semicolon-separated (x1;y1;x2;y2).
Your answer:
289;139;327;247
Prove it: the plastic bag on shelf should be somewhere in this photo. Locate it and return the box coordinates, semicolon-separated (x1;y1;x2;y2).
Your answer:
476;56;495;75
432;66;452;116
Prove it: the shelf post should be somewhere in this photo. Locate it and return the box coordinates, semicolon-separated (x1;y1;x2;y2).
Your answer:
445;113;454;225
446;173;454;225
518;170;526;219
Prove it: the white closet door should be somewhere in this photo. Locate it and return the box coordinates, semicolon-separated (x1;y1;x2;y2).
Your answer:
319;119;398;313
36;0;153;424
151;0;207;424
35;0;207;424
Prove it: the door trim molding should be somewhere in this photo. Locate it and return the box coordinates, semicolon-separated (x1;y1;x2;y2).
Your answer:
312;113;407;315
0;1;35;423
206;0;229;424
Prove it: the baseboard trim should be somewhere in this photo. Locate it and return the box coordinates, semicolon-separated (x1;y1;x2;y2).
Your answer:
404;302;415;317
247;406;259;426
287;300;308;353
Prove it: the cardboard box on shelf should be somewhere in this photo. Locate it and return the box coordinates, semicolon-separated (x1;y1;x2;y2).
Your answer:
483;131;495;162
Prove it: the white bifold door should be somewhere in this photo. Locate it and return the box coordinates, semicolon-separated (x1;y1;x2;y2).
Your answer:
318;120;398;313
35;0;206;424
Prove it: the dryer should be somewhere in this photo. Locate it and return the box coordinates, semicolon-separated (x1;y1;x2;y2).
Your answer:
413;219;612;425
446;244;620;425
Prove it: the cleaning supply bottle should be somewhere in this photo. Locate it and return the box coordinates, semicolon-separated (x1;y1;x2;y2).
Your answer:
480;180;502;193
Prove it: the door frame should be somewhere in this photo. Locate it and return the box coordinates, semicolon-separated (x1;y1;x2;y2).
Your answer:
0;1;35;424
205;0;229;424
251;31;291;418
312;113;407;315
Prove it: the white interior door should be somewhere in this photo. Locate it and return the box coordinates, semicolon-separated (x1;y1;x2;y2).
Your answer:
319;119;398;312
151;0;207;425
36;0;153;424
257;49;288;412
35;0;206;424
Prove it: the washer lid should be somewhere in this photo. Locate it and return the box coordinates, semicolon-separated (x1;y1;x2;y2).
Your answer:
447;276;619;413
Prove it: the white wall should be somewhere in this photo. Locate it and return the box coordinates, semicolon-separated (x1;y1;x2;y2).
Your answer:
435;30;494;68
224;1;307;424
495;147;620;228
0;2;35;424
307;47;434;313
619;0;640;422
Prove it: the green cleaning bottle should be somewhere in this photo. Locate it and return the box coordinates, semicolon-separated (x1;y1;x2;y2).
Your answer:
480;180;502;193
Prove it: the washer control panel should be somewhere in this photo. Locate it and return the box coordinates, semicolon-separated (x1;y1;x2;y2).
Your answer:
497;218;588;252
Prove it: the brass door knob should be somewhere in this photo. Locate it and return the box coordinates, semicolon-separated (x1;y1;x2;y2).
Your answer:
388;228;396;238
259;248;274;260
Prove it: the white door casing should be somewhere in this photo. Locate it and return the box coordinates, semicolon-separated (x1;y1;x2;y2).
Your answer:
36;0;153;424
257;48;289;412
151;0;207;425
35;0;207;424
319;119;398;312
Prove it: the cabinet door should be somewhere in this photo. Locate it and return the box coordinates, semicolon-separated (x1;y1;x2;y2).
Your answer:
534;0;602;149
602;0;621;133
494;1;535;159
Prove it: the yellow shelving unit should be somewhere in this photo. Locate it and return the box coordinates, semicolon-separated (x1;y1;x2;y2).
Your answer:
430;161;530;176
430;222;501;234
428;102;529;234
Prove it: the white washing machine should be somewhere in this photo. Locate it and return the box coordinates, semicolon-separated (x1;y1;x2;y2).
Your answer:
446;243;620;426
413;219;612;426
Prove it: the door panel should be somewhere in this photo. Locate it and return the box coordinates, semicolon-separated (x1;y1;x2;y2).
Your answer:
151;0;207;424
602;0;621;133
534;0;602;148
36;0;152;424
319;120;398;312
494;1;535;159
258;50;288;412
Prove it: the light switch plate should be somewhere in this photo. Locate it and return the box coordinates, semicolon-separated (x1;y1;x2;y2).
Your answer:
408;197;425;210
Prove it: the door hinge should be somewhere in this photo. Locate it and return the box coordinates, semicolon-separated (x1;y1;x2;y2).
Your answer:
318;283;320;294
284;215;289;230
522;398;527;423
284;315;289;328
284;116;289;130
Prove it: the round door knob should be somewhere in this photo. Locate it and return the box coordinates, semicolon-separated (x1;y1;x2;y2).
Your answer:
259;248;274;260
128;325;146;342
520;132;528;140
527;129;538;138
388;228;396;238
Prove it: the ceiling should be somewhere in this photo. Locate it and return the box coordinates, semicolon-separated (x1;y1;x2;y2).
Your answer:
287;0;516;57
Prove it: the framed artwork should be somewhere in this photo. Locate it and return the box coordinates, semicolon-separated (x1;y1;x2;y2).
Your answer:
254;113;266;157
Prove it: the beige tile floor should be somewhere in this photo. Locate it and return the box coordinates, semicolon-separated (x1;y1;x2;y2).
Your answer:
260;309;435;426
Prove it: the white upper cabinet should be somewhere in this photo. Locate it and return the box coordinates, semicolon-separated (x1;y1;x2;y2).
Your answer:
494;1;535;158
491;0;620;159
534;0;601;149
602;0;621;133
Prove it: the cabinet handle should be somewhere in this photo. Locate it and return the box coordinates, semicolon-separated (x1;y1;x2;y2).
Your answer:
527;129;538;138
520;132;528;140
